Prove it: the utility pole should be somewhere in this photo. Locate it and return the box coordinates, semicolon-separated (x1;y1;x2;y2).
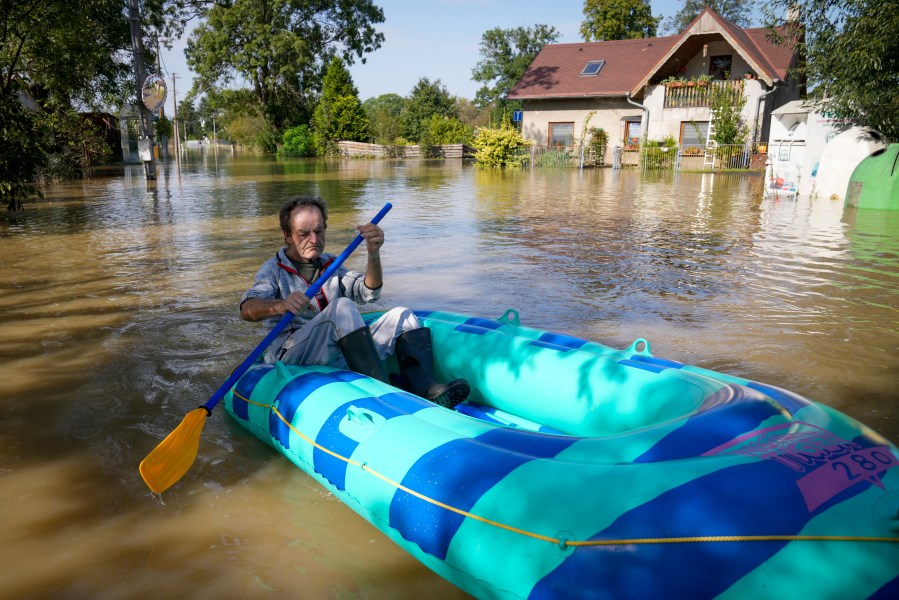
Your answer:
171;72;180;157
127;0;157;180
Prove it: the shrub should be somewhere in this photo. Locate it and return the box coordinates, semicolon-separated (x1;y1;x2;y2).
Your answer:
278;124;316;157
472;121;533;167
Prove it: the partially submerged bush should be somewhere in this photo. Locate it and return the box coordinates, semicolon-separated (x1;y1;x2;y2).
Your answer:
472;122;533;167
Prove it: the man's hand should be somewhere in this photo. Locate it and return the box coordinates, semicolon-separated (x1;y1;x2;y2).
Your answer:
240;293;310;321
357;222;384;254
281;290;311;314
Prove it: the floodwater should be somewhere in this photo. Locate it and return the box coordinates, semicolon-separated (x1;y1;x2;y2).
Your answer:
1;151;897;598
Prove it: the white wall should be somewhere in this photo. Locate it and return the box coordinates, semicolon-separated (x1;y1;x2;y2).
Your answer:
521;97;643;151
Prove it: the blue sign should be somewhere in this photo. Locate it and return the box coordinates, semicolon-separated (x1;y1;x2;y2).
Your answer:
512;110;523;122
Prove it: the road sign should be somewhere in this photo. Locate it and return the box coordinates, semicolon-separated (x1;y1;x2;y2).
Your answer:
512;110;523;122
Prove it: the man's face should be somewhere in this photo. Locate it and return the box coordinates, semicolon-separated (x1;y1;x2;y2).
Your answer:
284;205;326;263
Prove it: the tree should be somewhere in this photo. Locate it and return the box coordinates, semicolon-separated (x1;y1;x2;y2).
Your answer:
312;57;369;154
471;24;559;117
765;0;899;141
709;83;749;145
662;1;756;34
186;0;384;131
363;94;407;144
403;78;457;143
581;0;660;41
0;0;187;208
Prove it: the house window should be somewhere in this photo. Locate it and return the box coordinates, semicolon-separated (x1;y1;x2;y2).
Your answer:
680;121;709;153
709;55;732;80
549;122;574;147
580;60;605;76
624;120;642;147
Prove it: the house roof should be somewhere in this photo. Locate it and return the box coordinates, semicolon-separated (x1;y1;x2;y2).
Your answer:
508;8;798;101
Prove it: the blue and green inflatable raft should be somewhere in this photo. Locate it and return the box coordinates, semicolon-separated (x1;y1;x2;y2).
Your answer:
224;309;899;599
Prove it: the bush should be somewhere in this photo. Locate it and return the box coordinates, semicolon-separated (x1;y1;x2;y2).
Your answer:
426;114;474;145
228;114;278;153
278;124;316;157
472;121;533;167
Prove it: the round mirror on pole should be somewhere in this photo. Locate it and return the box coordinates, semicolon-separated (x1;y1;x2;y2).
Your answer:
141;74;167;112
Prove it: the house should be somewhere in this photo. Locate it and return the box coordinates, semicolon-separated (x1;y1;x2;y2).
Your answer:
507;8;802;165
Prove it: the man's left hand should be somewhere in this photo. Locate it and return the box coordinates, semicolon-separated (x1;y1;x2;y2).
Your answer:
357;222;384;253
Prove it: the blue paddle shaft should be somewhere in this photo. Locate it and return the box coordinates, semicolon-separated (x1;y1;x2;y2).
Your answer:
202;202;392;412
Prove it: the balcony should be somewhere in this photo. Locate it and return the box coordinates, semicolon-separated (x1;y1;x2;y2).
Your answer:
663;80;744;108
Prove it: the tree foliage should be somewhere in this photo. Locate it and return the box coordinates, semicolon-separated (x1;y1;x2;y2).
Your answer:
363;94;407;144
662;0;756;34
185;0;384;131
709;83;749;145
278;124;316;157
311;57;369;154
0;0;186;208
402;78;457;143
765;0;899;141
471;25;559;111
581;0;660;41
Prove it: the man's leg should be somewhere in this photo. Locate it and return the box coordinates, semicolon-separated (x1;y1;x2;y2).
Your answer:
278;297;365;367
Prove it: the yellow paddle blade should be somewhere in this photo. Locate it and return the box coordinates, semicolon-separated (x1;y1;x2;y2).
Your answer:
139;408;209;494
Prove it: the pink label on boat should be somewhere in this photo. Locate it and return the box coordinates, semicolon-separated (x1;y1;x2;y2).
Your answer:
704;422;899;512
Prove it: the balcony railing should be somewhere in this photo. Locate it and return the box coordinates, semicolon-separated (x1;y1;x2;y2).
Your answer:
663;80;744;108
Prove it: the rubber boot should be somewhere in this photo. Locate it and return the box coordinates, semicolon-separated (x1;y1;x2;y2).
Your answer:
337;326;389;383
395;327;469;409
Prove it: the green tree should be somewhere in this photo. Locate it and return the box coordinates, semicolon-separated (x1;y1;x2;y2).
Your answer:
662;1;756;34
709;83;749;145
278;124;316;157
403;78;457;143
0;91;46;210
363;93;407;144
581;0;659;41
425;114;474;145
185;0;384;131
471;24;559;119
312;57;369;154
765;0;899;141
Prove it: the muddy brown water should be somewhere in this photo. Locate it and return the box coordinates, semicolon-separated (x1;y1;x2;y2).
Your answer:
1;152;897;598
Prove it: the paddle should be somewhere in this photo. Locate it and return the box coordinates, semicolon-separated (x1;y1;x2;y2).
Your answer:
139;202;393;494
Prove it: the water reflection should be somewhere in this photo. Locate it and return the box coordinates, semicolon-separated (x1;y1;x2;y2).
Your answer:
0;153;896;597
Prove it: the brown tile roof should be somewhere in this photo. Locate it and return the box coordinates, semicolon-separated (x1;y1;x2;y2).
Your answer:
507;36;678;99
508;8;797;100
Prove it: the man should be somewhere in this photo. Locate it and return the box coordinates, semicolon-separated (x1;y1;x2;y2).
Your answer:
240;196;469;408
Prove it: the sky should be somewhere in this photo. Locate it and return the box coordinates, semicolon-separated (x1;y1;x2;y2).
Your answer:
156;1;721;116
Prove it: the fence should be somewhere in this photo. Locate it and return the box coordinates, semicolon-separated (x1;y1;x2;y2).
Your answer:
663;80;744;109
612;143;752;171
336;141;474;158
526;144;608;168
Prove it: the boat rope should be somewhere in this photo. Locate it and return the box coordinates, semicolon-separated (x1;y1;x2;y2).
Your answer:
232;390;899;549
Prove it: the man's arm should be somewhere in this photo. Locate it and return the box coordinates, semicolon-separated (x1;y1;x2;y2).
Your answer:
357;222;384;290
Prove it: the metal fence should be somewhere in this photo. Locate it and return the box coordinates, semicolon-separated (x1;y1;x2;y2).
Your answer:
525;143;751;171
612;143;751;171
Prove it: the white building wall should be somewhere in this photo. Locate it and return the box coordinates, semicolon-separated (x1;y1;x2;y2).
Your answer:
521;97;643;150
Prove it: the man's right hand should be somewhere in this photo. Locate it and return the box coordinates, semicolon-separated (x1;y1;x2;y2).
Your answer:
240;293;310;321
281;290;311;315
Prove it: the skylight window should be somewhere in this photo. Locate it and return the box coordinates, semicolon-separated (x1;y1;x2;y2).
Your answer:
581;60;605;76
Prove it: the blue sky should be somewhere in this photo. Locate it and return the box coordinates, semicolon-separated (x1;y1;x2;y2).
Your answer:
158;1;758;114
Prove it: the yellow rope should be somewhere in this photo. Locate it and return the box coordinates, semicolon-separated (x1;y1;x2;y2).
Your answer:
231;390;898;549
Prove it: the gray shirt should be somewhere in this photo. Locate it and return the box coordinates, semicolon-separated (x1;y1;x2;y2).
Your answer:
240;247;381;348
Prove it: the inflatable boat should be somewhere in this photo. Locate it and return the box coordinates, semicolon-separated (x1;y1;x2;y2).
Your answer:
224;309;899;599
